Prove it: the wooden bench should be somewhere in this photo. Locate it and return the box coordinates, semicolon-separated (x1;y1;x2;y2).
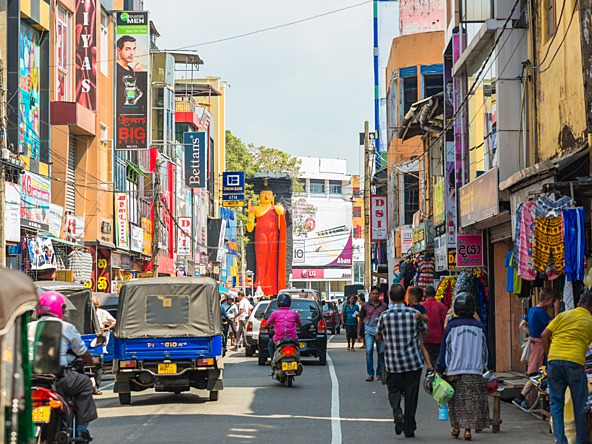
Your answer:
489;391;502;433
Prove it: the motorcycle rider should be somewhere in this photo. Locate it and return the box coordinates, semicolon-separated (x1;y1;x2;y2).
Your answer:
266;294;302;362
28;291;100;441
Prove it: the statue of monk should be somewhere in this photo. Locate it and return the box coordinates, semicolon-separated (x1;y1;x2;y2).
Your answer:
246;185;287;296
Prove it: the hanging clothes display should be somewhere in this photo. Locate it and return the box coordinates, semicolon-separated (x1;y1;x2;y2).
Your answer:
67;249;93;283
417;256;435;289
532;216;565;273
435;276;456;309
535;195;574;218
518;201;537;281
563;207;585;282
504;251;515;293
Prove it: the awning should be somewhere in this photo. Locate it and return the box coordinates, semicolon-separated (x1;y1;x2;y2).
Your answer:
41;235;89;249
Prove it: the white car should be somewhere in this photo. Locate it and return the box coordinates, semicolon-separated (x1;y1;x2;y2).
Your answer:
245;300;270;357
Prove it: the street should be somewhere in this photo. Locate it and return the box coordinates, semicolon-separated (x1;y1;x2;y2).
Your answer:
92;334;551;443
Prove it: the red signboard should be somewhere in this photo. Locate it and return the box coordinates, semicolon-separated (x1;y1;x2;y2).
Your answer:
75;0;96;110
90;247;111;292
370;194;388;241
291;269;325;279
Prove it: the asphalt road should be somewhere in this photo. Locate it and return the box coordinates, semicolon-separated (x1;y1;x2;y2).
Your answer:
92;334;551;443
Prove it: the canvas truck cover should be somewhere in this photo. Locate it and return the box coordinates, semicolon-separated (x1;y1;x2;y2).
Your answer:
115;277;223;339
0;269;37;336
34;281;101;336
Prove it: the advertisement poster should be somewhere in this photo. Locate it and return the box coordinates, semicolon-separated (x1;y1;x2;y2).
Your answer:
184;132;207;188
433;179;445;226
5;183;21;243
90;246;111;293
456;233;483;267
434;234;447;272
75;0;96;110
141;217;153;256
115;193;129;248
370;194;388;241
65;214;85;244
130;224;143;253
401;226;413;255
48;204;64;238
21;171;50;231
19;23;41;161
27;237;57;270
177;216;192;256
445;141;457;247
115;11;150;149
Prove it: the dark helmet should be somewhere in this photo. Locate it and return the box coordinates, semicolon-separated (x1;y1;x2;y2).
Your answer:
454;292;475;317
277;294;292;308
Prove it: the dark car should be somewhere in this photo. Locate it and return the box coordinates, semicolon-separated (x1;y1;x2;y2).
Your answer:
258;298;327;366
277;288;322;303
322;300;341;335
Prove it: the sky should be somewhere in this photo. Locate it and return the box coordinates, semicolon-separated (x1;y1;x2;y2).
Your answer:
143;0;375;174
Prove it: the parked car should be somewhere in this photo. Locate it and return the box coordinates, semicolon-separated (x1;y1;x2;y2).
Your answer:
278;288;322;303
245;300;271;357
258;297;327;366
322;300;341;335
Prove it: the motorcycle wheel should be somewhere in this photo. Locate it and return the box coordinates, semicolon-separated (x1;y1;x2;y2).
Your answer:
285;375;293;388
118;392;131;405
209;390;219;401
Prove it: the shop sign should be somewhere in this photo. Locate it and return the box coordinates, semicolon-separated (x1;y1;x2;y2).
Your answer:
177;216;192;256
115;11;150;149
141;218;153;256
370;194;388;241
448;248;458;270
27;237;57;270
5;183;21;243
412;223;426;252
459;167;499;228
19;23;41;161
48;204;64;238
401;226;413;255
65;214;85;244
21;171;50;231
90;246;111;292
115;193;129;249
456;233;483;267
75;0;96;110
184;132;207;188
433;179;445;226
111;252;121;268
130;225;143;253
120;254;132;269
434;235;447;272
445;141;457;248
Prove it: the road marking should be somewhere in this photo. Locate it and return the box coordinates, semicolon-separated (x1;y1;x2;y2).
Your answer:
327;337;342;444
100;382;115;391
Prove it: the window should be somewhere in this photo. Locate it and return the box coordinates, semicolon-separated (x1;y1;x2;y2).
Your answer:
328;180;342;195
100;123;110;182
402;76;418;120
547;0;556;38
309;179;325;194
56;5;71;101
353;207;361;218
403;173;419;225
100;12;109;75
146;295;189;325
423;74;443;99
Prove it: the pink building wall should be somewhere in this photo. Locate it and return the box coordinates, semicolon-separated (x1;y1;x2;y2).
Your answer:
400;0;445;35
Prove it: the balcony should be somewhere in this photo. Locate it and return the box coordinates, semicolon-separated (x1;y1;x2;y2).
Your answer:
50;101;96;136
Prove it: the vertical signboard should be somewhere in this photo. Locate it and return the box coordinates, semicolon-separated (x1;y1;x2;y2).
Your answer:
75;0;96;110
65;214;85;244
177;216;192;256
19;23;41;162
115;192;129;248
456;233;483;267
90;247;111;292
370;194;388;241
184;132;207;188
401;226;413;255
5;183;21;243
433;179;445;226
445;141;457;247
115;11;150;149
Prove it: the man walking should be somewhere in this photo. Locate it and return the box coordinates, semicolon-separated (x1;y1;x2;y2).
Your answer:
542;290;592;444
358;286;388;381
377;284;428;438
421;286;447;367
236;291;252;350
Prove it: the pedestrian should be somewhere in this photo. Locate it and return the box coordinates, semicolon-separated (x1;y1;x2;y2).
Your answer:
436;292;492;441
356;294;366;349
406;287;433;368
376;284;428;438
421;285;447;368
235;291;251;350
341;294;359;351
541;289;592;444
221;295;238;345
400;256;416;291
358;286;388;381
92;298;115;395
513;288;559;409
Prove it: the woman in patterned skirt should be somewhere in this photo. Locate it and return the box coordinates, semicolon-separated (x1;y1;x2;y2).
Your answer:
436;293;492;441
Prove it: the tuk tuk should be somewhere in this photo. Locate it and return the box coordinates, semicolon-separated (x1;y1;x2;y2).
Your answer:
1;269;39;444
113;277;224;405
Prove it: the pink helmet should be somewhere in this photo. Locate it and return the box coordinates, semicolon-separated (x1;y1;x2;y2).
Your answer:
37;291;67;319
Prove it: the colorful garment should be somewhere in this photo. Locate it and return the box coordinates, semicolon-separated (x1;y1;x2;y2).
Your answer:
517;201;537;281
563;208;585;282
417;257;435;289
504;251;515;293
532;216;564;273
535;195;573;218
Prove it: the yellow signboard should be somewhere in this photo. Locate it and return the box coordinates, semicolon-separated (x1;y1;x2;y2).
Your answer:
433;179;445;226
222;201;245;207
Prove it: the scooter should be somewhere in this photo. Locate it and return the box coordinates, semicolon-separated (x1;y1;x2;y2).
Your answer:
271;338;303;387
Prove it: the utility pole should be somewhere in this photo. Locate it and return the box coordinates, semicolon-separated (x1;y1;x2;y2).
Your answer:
363;121;371;290
151;157;161;277
239;214;246;294
0;57;7;268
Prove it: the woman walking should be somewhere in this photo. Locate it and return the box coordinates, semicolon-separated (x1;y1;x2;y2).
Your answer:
341;295;359;351
436;293;492;441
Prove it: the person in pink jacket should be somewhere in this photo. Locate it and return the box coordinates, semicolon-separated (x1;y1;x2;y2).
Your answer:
266;294;302;359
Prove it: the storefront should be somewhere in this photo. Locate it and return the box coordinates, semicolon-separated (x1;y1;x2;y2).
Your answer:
290;268;353;298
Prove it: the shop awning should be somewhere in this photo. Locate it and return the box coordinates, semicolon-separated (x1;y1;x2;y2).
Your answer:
41;235;89;249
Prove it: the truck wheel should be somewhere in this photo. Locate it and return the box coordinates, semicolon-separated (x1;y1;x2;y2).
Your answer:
319;354;327;366
258;354;267;366
245;346;255;357
118;392;131;405
209;390;219;401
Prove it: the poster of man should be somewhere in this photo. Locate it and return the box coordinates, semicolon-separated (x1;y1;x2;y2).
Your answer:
116;34;147;114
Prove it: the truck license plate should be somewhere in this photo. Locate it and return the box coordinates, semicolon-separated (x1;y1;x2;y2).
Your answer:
282;361;298;371
157;363;177;374
32;406;51;423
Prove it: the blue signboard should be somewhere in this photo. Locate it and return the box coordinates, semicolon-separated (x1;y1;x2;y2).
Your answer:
222;172;245;201
184;132;207;188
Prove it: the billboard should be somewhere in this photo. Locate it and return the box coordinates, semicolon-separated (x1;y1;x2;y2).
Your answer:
370;194;388;241
20;171;50;231
75;0;96;110
115;11;149;149
177;216;192;256
292;199;352;268
19;23;41;161
183;132;206;187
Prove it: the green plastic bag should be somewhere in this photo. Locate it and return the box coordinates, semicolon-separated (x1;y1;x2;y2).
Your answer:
432;374;455;405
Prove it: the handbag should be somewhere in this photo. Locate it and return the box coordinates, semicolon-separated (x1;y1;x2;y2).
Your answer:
432;374;455;405
520;337;531;363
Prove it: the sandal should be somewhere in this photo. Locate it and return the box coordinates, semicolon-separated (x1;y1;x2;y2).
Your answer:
93;390;102;396
451;427;460;438
346;347;350;351
377;375;382;381
351;348;355;351
365;376;374;382
464;429;471;441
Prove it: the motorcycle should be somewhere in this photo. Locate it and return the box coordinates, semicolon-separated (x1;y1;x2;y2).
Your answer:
270;338;303;387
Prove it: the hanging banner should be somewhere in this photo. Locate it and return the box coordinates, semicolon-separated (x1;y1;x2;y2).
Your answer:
19;23;41;161
115;11;150;149
177;216;192;256
370;194;388;241
5;183;21;243
433;179;445;226
434;234;447;272
27;237;57;270
184;132;207;188
96;248;111;292
21;171;50;231
456;233;483;267
75;0;97;110
115;193;129;248
130;224;143;253
141;217;153;256
401;226;413;255
445;142;457;248
65;214;85;244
